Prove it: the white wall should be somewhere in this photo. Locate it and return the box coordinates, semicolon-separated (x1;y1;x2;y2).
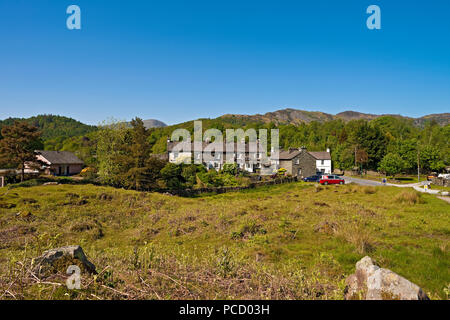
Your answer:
316;159;332;174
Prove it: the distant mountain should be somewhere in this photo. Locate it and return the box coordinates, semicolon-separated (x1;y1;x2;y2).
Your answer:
142;119;167;129
220;108;449;127
413;113;450;127
0;114;97;141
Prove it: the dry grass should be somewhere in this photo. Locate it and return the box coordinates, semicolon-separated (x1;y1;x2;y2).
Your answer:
395;191;424;204
0;182;448;300
362;186;377;194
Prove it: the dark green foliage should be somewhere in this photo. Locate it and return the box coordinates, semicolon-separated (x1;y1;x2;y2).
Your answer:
222;163;238;176
0;121;43;181
96;118;167;190
378;153;407;176
160;163;183;189
0;115;97;145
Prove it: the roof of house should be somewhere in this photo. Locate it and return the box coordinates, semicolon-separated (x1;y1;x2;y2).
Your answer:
35;150;84;165
278;149;301;160
278;149;331;161
308;151;331;160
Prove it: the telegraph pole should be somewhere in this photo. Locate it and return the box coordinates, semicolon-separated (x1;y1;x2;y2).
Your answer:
417;149;420;183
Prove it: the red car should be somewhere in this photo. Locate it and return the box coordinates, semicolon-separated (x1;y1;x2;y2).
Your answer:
319;175;345;185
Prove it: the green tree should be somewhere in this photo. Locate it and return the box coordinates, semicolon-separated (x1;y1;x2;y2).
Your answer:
96;119;128;185
378;153;406;177
0;121;42;181
352;122;387;170
420;145;444;173
160;163;183;189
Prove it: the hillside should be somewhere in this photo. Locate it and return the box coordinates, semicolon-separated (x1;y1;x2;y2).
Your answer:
0;115;97;141
220;108;450;127
0;182;448;299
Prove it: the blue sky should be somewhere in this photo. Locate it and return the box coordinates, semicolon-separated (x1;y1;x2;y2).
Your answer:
0;0;449;125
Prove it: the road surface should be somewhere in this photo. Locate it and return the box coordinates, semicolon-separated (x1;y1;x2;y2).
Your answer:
343;176;385;186
343;176;425;187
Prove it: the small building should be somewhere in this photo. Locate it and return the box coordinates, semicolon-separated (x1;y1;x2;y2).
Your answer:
309;149;332;174
272;147;332;178
33;150;84;176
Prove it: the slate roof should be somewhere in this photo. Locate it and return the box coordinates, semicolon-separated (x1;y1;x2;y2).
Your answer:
278;149;331;160
278;150;301;160
35;150;84;165
308;151;331;160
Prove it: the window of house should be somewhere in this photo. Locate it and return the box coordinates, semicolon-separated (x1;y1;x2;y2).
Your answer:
321;160;324;165
295;159;299;165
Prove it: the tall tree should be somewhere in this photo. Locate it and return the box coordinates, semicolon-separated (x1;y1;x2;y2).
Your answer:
96;119;128;185
378;153;407;177
0;121;42;181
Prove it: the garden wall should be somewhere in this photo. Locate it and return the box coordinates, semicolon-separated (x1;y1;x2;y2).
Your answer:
432;177;450;187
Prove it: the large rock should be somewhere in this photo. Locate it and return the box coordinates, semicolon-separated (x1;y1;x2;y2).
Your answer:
344;256;429;300
32;245;96;277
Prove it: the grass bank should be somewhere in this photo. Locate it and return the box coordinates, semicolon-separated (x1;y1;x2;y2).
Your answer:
0;182;448;299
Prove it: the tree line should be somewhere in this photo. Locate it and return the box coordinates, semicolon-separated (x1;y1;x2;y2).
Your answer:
0;115;448;187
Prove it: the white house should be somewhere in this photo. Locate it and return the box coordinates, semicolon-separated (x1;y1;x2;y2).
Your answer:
309;148;332;174
167;140;268;173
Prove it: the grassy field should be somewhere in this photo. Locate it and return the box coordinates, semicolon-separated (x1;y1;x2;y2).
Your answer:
0;182;448;300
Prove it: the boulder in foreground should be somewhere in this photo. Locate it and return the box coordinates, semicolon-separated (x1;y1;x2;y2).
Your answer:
32;245;96;277
344;256;429;300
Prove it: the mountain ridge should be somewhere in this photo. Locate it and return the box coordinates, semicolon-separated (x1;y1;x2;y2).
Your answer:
220;108;449;127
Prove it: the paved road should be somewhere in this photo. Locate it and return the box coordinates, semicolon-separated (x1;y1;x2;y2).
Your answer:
343;176;426;188
437;196;450;204
343;176;386;186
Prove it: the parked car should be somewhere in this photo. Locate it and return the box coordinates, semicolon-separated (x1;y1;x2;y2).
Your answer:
303;175;321;182
427;172;438;181
319;175;345;185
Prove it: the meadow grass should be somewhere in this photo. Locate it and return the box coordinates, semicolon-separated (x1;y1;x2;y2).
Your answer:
0;182;448;300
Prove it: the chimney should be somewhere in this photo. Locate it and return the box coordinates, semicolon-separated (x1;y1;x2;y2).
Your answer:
167;136;171;143
299;146;307;152
326;148;330;153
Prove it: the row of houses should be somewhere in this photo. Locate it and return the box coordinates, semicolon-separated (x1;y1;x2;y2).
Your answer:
167;140;332;178
1;143;331;186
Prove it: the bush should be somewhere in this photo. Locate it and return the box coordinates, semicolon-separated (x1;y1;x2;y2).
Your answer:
362;186;377;194
395;191;424;204
160;163;183;189
80;167;98;180
222;163;238;176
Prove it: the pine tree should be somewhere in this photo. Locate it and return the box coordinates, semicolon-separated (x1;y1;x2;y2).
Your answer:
0;121;42;181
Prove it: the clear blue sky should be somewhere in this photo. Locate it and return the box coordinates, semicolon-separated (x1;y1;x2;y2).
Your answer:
0;0;449;125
